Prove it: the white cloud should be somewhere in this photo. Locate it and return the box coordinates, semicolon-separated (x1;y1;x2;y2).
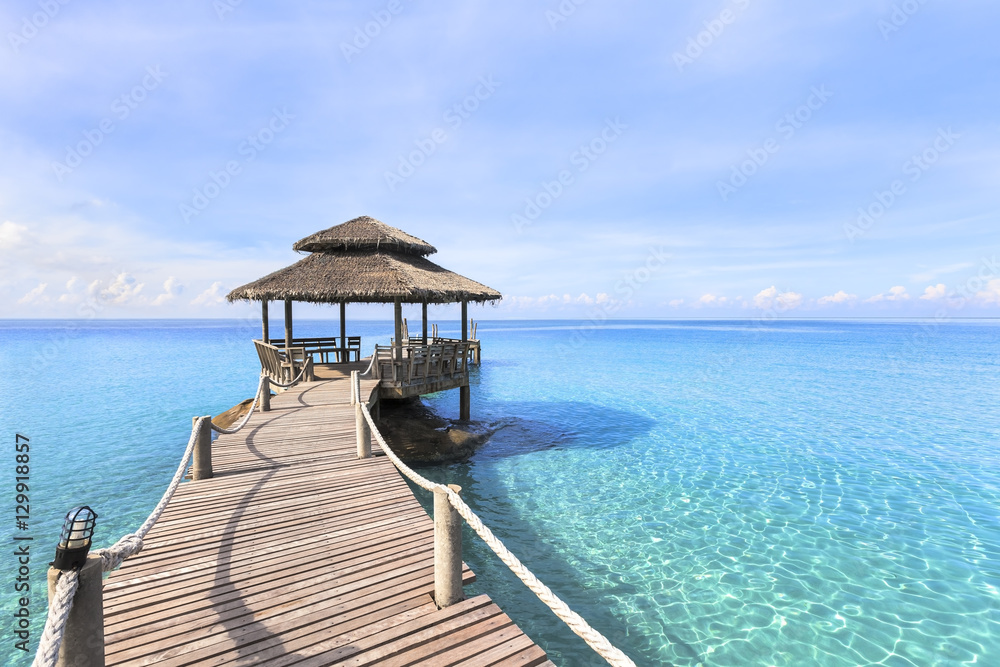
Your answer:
57;277;85;304
0;221;28;250
778;292;803;309
753;286;777;308
17;282;47;304
669;298;684;307
501;295;537;309
699;293;728;306
575;293;594;305
191;281;226;306
101;273;145;305
975;279;1000;305
152;277;183;306
866;286;910;303
754;286;803;310
817;290;857;306
919;284;947;301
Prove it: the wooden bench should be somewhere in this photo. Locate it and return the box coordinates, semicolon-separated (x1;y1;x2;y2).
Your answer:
266;336;361;363
253;340;312;383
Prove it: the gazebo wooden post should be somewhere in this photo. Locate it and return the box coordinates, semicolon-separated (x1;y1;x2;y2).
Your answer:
262;300;269;343
339;302;347;363
392;296;403;361
422;302;428;343
460;300;470;421
284;298;293;350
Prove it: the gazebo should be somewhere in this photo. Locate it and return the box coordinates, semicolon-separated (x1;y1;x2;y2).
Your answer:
226;216;501;419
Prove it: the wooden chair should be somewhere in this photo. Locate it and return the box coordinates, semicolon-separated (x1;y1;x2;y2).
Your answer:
346;336;362;362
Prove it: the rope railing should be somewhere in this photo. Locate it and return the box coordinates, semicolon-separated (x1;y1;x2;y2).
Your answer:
33;414;209;667
358;401;637;667
31;571;79;667
210;373;266;435
360;354;376;378
35;365;631;666
267;357;312;388
34;358;307;665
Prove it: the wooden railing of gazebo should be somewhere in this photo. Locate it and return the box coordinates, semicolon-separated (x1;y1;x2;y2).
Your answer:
370;342;470;391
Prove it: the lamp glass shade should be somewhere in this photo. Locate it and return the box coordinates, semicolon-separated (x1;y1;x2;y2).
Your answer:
58;506;97;550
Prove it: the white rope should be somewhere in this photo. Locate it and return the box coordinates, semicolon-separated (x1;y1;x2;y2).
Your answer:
359;404;636;667
268;360;309;388
35;370;633;667
32;416;206;665
95;414;207;569
211;373;266;435
360;354;376;378
30;570;79;667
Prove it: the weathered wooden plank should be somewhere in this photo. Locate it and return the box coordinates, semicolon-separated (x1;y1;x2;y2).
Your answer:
102;374;549;666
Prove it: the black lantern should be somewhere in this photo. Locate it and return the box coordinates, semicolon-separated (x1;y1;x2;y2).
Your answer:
52;506;98;570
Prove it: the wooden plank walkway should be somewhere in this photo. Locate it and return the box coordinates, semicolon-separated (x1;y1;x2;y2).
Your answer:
102;373;554;666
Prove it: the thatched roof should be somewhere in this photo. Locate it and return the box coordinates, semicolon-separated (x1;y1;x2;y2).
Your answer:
227;250;502;305
293;216;436;256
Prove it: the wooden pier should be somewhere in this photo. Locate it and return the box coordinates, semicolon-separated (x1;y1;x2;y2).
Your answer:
100;369;553;666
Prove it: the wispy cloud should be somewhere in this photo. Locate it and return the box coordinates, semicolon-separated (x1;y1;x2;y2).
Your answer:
101;273;145;305
191;281;226;307
152;277;183;306
753;286;803;310
699;293;728;307
976;279;1000;306
817;290;857;306
17;282;47;304
911;263;975;283
919;284;947;301
2;3;998;318
866;286;910;303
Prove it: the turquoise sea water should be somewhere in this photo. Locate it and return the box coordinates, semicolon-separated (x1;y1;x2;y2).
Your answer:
1;319;999;666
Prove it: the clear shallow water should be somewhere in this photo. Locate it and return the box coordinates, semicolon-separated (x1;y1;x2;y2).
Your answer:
2;319;999;666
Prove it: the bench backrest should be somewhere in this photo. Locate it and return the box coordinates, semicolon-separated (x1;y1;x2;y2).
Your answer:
254;340;285;381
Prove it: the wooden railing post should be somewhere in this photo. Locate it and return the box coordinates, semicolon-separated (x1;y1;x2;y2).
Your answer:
261;375;271;412
434;484;464;608
352;371;371;459
46;554;105;667
191;416;213;480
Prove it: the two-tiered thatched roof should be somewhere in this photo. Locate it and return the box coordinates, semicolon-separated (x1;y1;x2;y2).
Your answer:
227;216;502;305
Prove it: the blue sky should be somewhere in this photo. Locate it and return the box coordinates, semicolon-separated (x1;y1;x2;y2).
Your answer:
2;0;998;320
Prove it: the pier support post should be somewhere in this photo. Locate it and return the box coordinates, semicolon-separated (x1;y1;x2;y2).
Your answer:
353;371;371;459
47;555;105;667
192;416;213;480
434;484;464;608
261;376;271;412
459;384;470;422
